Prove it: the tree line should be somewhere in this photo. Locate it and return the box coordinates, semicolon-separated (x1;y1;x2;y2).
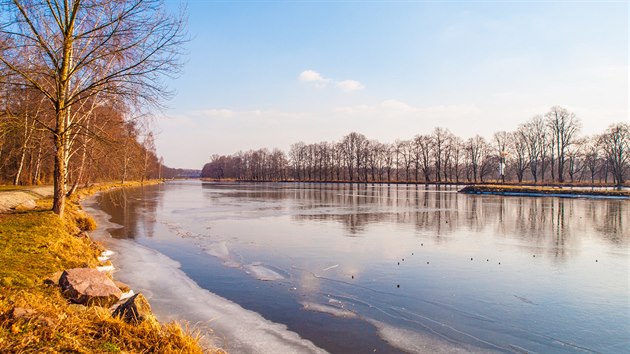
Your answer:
202;106;629;187
0;0;185;217
1;88;162;184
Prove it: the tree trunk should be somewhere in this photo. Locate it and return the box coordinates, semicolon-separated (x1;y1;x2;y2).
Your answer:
52;130;67;217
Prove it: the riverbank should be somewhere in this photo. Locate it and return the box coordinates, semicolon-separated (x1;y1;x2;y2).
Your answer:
459;184;630;198
201;178;629;189
0;182;210;353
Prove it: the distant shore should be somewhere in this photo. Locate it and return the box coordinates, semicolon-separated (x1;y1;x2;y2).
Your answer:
200;178;629;189
458;184;630;199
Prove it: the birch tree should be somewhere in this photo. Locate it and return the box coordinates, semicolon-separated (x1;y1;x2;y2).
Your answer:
0;0;185;217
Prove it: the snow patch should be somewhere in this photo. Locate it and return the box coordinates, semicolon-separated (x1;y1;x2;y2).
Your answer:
96;265;115;272
368;320;497;354
301;301;357;318
120;289;135;300
82;197;326;354
244;263;285;281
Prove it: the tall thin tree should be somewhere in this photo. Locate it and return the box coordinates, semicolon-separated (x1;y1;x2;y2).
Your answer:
0;0;185;217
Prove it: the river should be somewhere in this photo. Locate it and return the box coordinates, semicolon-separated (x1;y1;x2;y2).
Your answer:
83;180;629;353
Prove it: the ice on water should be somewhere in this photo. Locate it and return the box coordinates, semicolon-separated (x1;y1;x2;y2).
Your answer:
83;198;325;354
301;301;357;318
368;320;498;354
244;262;285;281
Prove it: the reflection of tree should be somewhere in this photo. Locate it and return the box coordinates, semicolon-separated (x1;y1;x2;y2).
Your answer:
594;201;629;244
550;199;567;261
98;185;159;239
200;182;627;256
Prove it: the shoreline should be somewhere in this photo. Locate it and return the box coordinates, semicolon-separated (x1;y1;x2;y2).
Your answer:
83;182;329;354
200;178;629;190
0;181;208;353
458;184;630;199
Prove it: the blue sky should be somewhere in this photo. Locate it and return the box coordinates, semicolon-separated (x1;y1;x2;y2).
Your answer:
158;1;628;169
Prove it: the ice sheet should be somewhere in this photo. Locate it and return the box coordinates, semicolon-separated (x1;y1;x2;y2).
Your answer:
83;197;326;354
368;319;498;354
244;263;285;281
301;301;357;318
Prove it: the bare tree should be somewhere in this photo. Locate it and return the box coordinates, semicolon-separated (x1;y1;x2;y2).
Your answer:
545;106;581;183
0;0;185;217
510;131;529;182
432;127;449;182
518;116;545;182
583;137;601;184
600;122;630;187
466;135;486;183
413;135;432;183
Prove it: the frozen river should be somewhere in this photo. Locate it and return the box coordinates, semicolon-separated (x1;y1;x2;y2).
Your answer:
85;180;629;353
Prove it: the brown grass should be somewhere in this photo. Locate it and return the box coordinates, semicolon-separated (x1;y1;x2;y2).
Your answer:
459;184;630;197
0;181;216;353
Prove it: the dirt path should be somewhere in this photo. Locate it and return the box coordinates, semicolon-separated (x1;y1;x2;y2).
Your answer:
0;186;54;212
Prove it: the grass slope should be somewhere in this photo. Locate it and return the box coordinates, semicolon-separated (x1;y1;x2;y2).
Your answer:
0;183;211;353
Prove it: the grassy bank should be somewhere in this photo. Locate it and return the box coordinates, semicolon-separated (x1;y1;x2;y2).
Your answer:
459;184;630;198
0;182;211;353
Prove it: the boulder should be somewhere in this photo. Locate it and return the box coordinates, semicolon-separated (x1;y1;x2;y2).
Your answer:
59;268;122;307
112;293;152;324
114;280;131;292
13;199;37;211
10;307;56;327
44;270;64;286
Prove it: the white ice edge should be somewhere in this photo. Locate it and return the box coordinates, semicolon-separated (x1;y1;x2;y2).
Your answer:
96;265;114;272
101;250;115;257
367;319;500;354
82;197;327;354
301;301;357;318
243;263;285;281
120;289;135;300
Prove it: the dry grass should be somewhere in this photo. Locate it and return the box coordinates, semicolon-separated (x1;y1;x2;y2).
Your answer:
459;184;630;197
0;181;215;353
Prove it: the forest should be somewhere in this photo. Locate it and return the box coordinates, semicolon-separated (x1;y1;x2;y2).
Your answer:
0;0;187;216
0;86;195;186
0;88;167;186
202;106;629;186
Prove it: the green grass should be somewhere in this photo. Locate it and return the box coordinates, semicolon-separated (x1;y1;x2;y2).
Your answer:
0;183;214;353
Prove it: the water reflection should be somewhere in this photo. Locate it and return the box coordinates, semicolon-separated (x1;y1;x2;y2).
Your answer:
199;182;628;251
96;181;629;354
97;184;161;239
105;182;629;253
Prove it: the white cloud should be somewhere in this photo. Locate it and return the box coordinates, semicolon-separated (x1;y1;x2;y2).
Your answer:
299;70;328;83
336;80;365;92
195;109;235;118
336;99;481;120
298;70;364;92
380;99;414;112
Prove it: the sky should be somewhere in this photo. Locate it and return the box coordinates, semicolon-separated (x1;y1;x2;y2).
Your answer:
156;1;628;169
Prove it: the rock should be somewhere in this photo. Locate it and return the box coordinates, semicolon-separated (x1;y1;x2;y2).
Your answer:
13;199;37;211
44;270;64;286
114;280;131;292
10;307;56;327
59;268;122;307
11;307;36;319
112;293;152;324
